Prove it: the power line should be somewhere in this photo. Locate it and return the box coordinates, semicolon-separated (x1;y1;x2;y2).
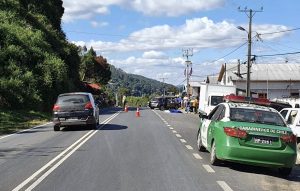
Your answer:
255;51;300;57
259;27;300;35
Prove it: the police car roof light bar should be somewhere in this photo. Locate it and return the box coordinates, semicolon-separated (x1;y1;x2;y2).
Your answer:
223;94;270;106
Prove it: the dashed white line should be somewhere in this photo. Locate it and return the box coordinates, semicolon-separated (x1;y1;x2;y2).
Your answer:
175;134;182;138
169;127;174;130
217;181;233;191
172;130;177;133
180;139;187;143
203;165;215;173
167;124;171;127
192;153;202;159
185;145;193;150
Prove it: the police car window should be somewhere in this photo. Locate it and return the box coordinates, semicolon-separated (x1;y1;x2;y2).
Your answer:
280;110;288;119
230;108;286;126
211;105;223;121
218;106;226;120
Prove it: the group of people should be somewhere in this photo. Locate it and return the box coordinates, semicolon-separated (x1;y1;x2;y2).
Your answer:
182;96;199;114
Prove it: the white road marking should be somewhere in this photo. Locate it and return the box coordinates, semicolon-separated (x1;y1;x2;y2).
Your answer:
217;181;233;191
180;139;187;143
172;130;177;133
185;145;193;150
203;165;215;173
0;122;53;141
169;127;174;130
176;134;182;138
12;112;120;191
167;124;171;127
193;153;202;159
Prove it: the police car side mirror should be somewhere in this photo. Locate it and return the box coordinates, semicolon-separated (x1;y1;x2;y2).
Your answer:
199;112;208;119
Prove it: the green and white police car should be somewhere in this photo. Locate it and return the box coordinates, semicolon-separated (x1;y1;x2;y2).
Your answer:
197;95;297;177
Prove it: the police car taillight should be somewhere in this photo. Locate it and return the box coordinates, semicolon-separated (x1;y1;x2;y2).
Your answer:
224;127;247;139
280;134;297;143
223;94;270;106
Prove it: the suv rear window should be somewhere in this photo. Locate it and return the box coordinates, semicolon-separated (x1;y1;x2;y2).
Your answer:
57;95;89;104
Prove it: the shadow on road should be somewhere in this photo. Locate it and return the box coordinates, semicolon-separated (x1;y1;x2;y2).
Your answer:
100;124;128;131
216;161;300;181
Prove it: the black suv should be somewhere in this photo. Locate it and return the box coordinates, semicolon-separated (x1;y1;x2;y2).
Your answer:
149;96;179;110
52;92;99;131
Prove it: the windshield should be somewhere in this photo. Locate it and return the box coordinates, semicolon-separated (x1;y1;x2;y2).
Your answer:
230;108;286;126
210;96;224;106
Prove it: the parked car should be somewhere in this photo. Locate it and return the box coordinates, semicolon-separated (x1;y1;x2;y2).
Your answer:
52;92;100;131
269;100;292;111
149;96;179;110
280;108;300;142
197;95;297;177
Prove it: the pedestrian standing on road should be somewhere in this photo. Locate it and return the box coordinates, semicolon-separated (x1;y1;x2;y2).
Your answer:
186;100;191;113
193;98;199;113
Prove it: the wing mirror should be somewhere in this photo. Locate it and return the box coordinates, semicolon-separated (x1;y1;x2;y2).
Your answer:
198;111;208;119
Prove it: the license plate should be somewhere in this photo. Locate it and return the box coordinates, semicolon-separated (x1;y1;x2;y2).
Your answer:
253;137;272;145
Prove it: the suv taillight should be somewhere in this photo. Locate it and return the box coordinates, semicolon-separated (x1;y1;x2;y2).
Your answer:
224;127;247;139
53;104;60;111
280;134;297;143
85;102;93;109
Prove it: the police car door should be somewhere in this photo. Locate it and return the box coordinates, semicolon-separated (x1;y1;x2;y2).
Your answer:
201;105;223;148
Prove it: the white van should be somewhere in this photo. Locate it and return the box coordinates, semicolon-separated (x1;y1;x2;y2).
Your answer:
280;108;300;142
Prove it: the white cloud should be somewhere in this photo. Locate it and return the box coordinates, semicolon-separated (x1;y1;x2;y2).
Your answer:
73;17;289;53
62;0;225;22
130;0;225;16
142;51;167;59
90;21;109;28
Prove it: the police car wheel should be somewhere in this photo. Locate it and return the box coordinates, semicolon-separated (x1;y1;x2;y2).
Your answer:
278;167;292;178
197;130;206;152
210;141;220;165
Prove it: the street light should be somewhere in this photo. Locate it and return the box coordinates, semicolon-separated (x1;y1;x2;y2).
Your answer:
237;25;252;97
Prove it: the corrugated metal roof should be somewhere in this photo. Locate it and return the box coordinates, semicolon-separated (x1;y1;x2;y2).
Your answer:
226;63;300;81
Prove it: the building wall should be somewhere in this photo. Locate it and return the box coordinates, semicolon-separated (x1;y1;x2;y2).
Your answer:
234;81;300;99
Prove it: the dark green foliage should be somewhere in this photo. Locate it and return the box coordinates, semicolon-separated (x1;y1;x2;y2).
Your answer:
0;0;81;110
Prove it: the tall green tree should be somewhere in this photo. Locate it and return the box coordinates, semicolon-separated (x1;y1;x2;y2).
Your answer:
0;0;81;110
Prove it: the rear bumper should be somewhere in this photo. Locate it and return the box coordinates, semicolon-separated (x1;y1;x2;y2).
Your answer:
53;116;96;126
216;138;297;168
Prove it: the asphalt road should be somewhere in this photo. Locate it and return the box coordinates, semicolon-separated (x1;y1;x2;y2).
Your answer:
0;107;300;191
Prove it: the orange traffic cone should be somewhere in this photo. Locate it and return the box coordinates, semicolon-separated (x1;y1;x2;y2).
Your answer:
136;107;140;117
124;105;128;112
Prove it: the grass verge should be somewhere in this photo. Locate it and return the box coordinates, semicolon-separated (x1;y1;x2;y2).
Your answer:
0;109;51;135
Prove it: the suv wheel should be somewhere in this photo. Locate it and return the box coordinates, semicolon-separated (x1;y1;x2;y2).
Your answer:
160;106;165;111
54;125;60;131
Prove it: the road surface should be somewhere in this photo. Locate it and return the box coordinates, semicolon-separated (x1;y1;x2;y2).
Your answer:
0;107;300;191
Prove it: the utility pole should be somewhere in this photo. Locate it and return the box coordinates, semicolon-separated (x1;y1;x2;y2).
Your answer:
159;77;168;97
182;48;193;100
238;7;263;97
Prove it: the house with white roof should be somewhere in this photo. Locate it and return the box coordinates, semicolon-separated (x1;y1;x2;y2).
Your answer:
188;63;300;100
217;63;300;99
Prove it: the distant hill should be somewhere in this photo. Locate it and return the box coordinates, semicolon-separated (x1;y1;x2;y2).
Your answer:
109;65;178;96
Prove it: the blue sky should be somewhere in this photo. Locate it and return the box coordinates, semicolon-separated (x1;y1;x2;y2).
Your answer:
62;0;300;85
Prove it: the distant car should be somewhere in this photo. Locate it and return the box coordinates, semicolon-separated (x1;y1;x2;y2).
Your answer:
280;108;300;142
52;92;99;131
149;97;179;110
197;95;297;177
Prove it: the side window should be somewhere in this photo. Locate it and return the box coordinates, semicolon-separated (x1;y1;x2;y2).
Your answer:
211;106;224;121
287;110;298;124
280;110;288;119
217;106;226;120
